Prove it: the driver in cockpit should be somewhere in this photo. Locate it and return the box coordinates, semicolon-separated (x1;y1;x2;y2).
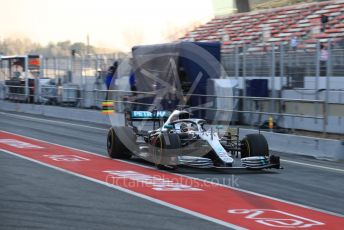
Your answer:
180;122;189;132
180;122;197;132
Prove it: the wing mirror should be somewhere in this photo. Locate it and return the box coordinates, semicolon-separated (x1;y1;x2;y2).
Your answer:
164;124;173;129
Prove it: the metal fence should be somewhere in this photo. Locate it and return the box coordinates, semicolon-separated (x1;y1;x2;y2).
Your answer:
222;41;344;80
40;54;119;85
7;41;341;90
1;42;344;135
1;85;341;134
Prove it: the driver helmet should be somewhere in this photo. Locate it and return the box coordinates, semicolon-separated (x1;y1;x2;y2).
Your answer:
180;123;188;132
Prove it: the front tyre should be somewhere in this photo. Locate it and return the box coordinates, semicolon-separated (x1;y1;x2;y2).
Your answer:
153;133;181;170
240;134;269;158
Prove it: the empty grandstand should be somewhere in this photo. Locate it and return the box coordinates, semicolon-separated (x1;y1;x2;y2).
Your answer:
183;0;344;53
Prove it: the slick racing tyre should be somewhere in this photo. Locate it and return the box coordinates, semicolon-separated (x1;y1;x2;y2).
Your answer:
240;134;269;158
107;127;134;159
153;133;181;170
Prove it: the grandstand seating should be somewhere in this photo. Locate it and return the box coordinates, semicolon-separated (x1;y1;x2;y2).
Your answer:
180;0;344;53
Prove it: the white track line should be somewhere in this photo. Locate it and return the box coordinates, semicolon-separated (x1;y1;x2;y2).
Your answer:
0;111;108;131
281;159;344;173
0;130;343;218
0;148;244;230
1;111;343;173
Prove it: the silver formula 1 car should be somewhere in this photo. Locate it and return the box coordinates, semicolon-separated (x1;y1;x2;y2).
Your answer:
107;109;281;170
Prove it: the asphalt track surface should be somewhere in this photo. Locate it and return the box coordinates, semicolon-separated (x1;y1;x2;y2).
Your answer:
0;111;343;230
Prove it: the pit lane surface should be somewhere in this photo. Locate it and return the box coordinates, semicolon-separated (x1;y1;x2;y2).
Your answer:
0;111;343;229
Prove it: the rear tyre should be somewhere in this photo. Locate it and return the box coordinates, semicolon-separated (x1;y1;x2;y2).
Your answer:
240;134;269;158
107;127;133;159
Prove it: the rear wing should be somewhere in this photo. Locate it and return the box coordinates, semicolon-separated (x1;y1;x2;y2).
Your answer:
129;111;171;121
